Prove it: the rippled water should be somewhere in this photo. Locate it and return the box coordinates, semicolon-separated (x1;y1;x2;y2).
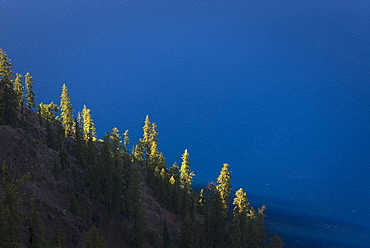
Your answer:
1;1;369;247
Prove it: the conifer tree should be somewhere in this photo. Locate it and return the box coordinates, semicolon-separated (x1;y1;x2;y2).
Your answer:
25;72;35;109
149;140;159;169
28;198;47;248
179;215;192;248
143;115;151;145
110;127;125;213
203;189;226;248
38;102;59;122
133;139;144;161
150;122;158;143
0;162;30;247
100;132;114;208
216;163;232;218
50;229;66;248
59;84;74;137
85;225;106;248
269;234;284;248
163;218;170;248
0;49;17;126
82;105;96;141
168;162;181;212
179;149;194;191
253;205;267;247
123;129;129;154
69;194;79;216
126;163;146;246
179;149;195;216
231;188;255;248
143;115;151;160
13;73;24;108
84;133;100;200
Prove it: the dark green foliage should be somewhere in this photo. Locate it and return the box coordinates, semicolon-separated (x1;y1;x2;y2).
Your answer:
59;151;69;171
163;218;170;248
0;161;30;248
133;138;144;161
0;52;284;247
13;73;24;108
269;234;284;248
59;84;74;137
85;137;100;200
123;129;129;154
168;162;181;213
69;194;79;216
81;105;96;142
38;101;59;122
216;163;232;219
0;49;17;127
28;198;47;248
146;228;158;247
53;160;60;180
85;225;106;248
201;185;226;248
74;116;85;168
230;188;251;248
99;132;114;208
126;164;146;246
179;215;192;248
25;72;35;109
50;228;66;248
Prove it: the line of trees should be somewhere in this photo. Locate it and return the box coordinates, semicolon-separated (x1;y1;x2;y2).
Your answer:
0;48;284;247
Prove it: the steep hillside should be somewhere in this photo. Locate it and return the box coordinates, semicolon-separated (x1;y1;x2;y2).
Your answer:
0;108;182;248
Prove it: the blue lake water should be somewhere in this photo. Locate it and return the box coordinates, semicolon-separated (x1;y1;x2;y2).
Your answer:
1;1;370;247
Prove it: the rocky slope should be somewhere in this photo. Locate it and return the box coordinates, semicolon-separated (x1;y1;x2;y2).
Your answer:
0;108;182;248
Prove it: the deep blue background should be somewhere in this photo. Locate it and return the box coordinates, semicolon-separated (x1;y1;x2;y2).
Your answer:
1;1;369;247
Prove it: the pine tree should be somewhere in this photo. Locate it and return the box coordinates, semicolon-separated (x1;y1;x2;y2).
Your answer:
110;127;125;214
168;162;181;212
149;140;159;169
179;149;194;191
74;116;86;167
150;122;158;143
133;139;144;161
143;115;151;145
179;149;195;216
59;84;74;137
50;229;66;248
142;115;151;160
100;132;114;209
82;105;96;141
69;194;79;216
123;129;129;154
163;218;170;248
13;73;24;108
253;205;267;248
231;188;250;248
28;198;47;248
216;163;232;219
179;215;192;248
126;163;146;246
85;135;100;200
38;102;59;122
0;162;30;247
85;225;106;248
269;234;284;248
0;49;17;126
25;72;35;109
